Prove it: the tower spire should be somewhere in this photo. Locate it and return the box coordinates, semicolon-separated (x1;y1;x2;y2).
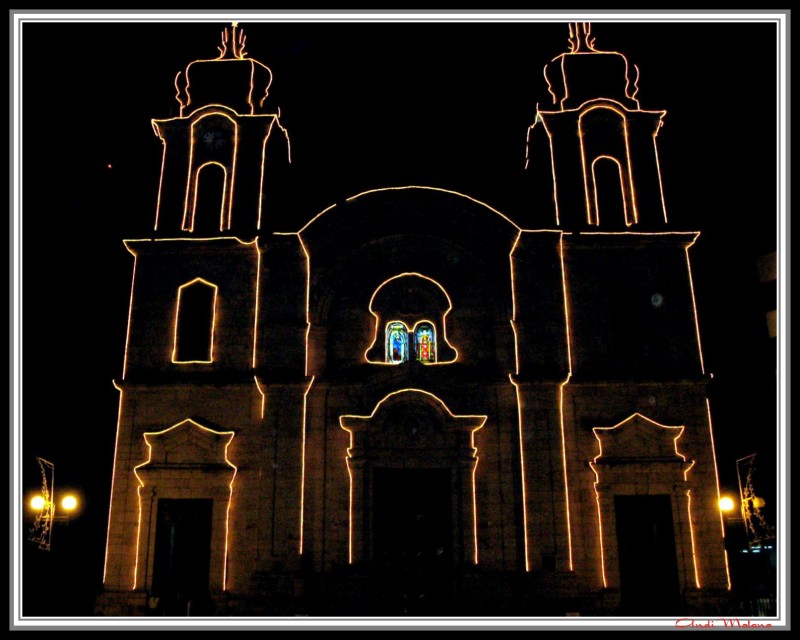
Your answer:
217;22;248;60
568;22;598;53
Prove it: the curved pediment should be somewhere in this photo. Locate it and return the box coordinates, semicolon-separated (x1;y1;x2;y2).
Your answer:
340;388;486;435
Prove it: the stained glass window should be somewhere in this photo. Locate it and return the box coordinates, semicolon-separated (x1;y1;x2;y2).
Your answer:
386;322;409;363
414;323;436;363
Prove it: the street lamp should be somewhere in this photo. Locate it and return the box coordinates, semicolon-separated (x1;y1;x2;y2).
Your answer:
26;457;80;550
719;496;736;513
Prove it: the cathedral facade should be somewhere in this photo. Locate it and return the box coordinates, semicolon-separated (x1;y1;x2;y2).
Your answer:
98;23;731;616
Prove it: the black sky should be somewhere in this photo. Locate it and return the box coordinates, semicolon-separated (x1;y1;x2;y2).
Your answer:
17;17;782;617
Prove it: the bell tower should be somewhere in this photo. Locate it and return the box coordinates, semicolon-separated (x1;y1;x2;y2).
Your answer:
529;22;668;230
152;23;289;235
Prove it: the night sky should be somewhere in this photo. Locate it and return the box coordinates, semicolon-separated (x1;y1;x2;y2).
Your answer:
16;16;782;620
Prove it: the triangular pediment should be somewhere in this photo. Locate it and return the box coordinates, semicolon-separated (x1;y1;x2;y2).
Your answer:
593;412;685;461
140;419;235;467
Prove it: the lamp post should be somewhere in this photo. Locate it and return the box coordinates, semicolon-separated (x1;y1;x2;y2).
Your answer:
27;456;80;551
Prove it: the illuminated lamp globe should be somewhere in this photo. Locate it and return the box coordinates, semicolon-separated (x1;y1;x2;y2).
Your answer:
30;495;46;511
752;497;766;509
61;495;78;511
718;496;735;513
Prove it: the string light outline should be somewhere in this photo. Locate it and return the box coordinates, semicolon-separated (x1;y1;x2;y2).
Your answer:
296;185;521;234
589;154;631;226
364;272;459;366
182;111;239;232
102;381;125;584
578;104;638;227
171;277;219;364
558;234;575;570
298;375;315;555
706;398;732;590
152;106;287;234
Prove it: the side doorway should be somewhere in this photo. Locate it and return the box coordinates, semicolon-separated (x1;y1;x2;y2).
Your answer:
152;498;214;615
615;494;681;615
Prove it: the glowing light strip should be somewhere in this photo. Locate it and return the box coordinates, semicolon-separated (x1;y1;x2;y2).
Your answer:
102;381;124;584
252;242;262;369
509;231;522;374
543;118;562;226
346;457;353;565
509;374;530;571
180;59;273;119
577;231;696;237
363;272;459;366
171;277;219;364
508;231;530;570
590;155;631;226
558;382;574;572
256;117;292;230
132;420;237;591
153;130;168;232
471;428;480;565
685;239;706;374
559;234;574;373
340;389;486;565
298;375;315;555
589;463;607;588
630;64;641;102
687;489;701;588
126;236;256;244
297;186;520;234
173;71;183;111
524;120;533;172
159;104;280;126
254;375;266;419
121;248;138;380
705;399;731;589
558;234;575;570
275;114;292;164
592;413;687;461
297;235;312;377
653;119;669;224
223;465;237;591
544;40;643;112
529;116;563;226
255;118;278;231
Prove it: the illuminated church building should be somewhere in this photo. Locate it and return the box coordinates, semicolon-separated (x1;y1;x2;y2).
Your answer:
98;24;732;616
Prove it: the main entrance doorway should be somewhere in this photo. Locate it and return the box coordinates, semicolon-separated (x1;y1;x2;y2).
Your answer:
615;494;681;615
372;468;453;615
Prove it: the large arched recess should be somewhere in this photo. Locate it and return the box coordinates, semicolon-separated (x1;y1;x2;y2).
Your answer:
298;187;521;375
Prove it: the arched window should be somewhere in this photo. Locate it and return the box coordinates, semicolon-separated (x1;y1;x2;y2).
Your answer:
414;322;436;363
386;322;409;364
591;156;628;227
190;162;228;233
173;278;218;363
